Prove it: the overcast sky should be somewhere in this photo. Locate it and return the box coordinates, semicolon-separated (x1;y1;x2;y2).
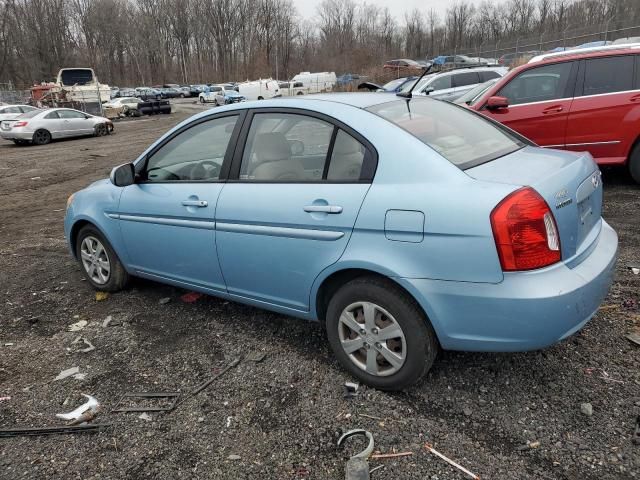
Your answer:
294;0;484;21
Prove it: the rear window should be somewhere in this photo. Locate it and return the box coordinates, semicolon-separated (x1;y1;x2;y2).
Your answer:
367;99;525;169
60;69;94;86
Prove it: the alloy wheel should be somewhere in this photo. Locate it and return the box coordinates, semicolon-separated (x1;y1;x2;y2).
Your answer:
80;236;111;285
338;301;407;377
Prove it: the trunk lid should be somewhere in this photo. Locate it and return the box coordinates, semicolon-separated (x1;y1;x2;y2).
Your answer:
466;146;602;261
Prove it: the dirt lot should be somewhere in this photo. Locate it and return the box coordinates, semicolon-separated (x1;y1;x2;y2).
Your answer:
0;104;639;479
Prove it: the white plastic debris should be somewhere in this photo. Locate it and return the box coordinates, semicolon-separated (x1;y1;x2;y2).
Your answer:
139;413;152;421
56;394;99;424
68;320;88;332
54;366;86;381
102;315;113;328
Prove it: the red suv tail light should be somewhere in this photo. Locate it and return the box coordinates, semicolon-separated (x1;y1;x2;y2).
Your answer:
490;187;561;271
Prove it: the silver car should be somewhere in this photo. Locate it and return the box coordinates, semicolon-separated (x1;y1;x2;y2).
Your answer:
401;67;508;102
0;108;112;146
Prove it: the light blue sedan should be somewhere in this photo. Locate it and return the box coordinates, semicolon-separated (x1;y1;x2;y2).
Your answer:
64;94;617;390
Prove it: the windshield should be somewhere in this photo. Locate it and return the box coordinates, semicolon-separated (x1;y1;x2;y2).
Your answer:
367;98;525;169
454;79;498;106
382;78;408;91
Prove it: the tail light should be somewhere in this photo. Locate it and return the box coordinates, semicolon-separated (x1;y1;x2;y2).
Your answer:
491;187;561;271
13;121;28;127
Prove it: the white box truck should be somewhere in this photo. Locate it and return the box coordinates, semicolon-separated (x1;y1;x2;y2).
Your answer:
237;79;281;100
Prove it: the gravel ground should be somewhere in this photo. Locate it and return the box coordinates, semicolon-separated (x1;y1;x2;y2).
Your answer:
0;102;639;479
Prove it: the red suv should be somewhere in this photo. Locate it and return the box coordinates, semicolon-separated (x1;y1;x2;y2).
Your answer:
467;45;640;182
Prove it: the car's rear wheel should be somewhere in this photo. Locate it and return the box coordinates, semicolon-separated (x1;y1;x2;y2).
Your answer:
76;225;129;292
199;97;205;103
325;276;438;390
257;96;264;100
32;129;51;145
630;143;640;184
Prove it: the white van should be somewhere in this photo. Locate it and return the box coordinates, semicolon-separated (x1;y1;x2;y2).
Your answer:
237;79;280;101
290;72;337;94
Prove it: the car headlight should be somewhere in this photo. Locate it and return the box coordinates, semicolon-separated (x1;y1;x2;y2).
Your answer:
66;193;75;210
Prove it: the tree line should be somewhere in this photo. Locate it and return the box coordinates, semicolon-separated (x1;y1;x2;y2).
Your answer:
0;0;639;88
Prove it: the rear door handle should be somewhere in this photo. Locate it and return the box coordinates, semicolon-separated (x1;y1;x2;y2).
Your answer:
181;200;208;207
542;105;563;114
304;205;343;214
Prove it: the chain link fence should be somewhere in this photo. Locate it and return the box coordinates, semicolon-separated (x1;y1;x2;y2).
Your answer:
457;20;640;61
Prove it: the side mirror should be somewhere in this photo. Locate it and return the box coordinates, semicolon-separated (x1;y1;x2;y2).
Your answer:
486;96;509;110
110;163;135;187
424;87;435;95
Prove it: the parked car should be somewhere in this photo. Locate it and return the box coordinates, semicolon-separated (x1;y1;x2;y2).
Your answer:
399;67;507;102
611;36;640;45
64;94;617;390
383;59;424;74
177;86;192;97
103;97;142;116
1;108;112;145
336;73;362;86
441;55;488;68
237;79;281;100
454;78;499;105
214;89;246;106
110;87;120;98
357;76;418;93
118;87;136;97
135;87;162;100
159;87;182;99
137;99;172;115
291;72;337;93
0;104;39;121
468;43;640;182
199;85;223;103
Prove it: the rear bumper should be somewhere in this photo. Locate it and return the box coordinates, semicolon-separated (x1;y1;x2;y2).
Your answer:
0;130;32;141
399;220;618;352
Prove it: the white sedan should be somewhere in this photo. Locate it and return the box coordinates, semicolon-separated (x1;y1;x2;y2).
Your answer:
0;104;40;121
103;97;142;116
0;108;113;145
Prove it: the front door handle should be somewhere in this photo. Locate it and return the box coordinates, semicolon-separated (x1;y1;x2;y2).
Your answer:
542;105;563;114
182;200;208;207
304;205;343;214
630;94;640;103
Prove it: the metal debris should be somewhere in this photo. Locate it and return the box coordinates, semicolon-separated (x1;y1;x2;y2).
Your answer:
247;352;267;363
370;451;413;459
112;392;180;413
628;265;639;275
338;429;375;480
102;315;113;327
0;424;111;437
180;291;203;303
69;337;95;353
138;413;152;421
56;394;100;425
159;297;171;305
424;443;480;480
633;416;640;445
343;381;359;399
626;333;640;347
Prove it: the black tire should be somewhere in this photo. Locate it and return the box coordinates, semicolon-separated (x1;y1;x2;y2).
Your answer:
630;143;640;184
75;224;129;292
32;129;51;145
199;96;205;103
94;123;108;137
180;93;185;98
325;276;439;391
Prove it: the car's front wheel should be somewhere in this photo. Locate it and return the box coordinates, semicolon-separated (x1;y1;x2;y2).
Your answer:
326;276;438;390
76;225;129;292
629;143;640;184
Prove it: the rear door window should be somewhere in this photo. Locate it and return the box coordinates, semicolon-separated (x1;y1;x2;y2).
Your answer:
498;62;573;105
453;72;480;88
580;55;634;96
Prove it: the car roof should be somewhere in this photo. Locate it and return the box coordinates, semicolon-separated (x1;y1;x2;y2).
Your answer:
302;93;401;109
530;43;640;64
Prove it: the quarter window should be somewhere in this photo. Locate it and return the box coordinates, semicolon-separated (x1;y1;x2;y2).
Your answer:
143;115;239;182
327;130;366;181
498;62;573;105
45;111;60;119
240;113;333;181
582;56;634;96
427;75;451;91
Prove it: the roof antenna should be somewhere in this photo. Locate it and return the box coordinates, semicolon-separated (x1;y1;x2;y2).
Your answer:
396;62;433;99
